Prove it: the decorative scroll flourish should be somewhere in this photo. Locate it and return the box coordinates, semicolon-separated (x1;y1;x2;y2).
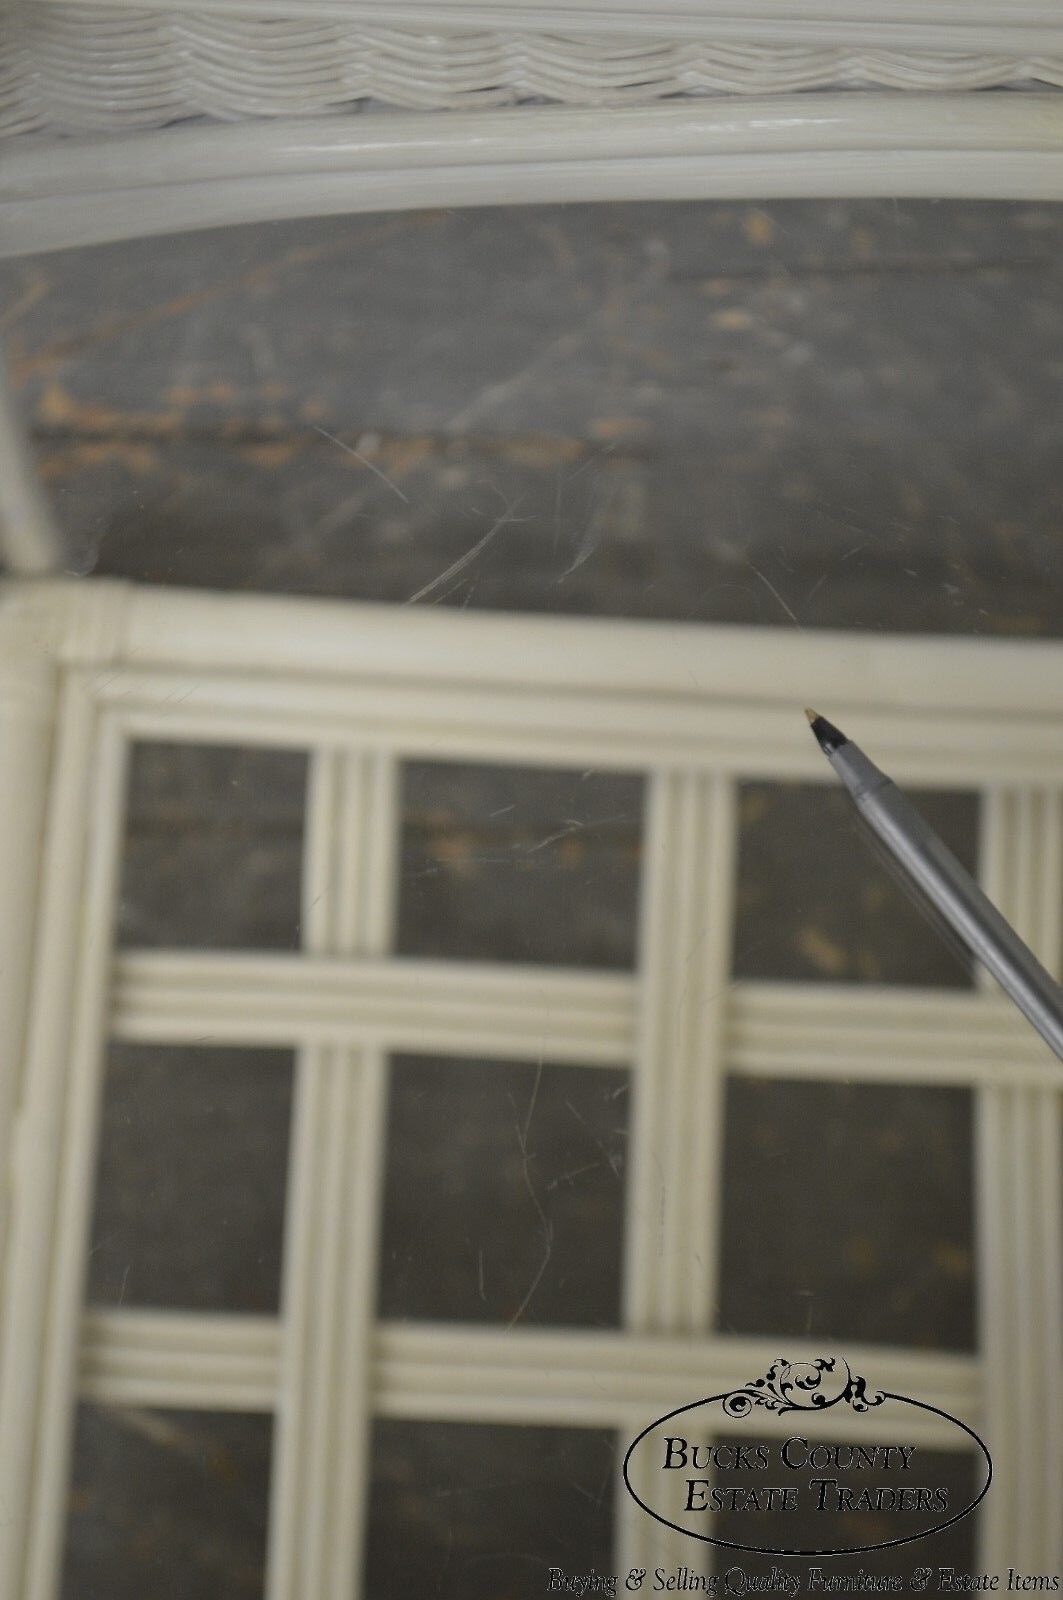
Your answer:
722;1356;885;1419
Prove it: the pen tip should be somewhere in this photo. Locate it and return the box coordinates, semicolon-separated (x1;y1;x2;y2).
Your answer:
805;710;849;755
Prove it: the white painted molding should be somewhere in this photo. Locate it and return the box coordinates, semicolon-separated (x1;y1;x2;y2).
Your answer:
975;790;1063;1568
10;97;1063;200
26;0;1063;53
0;605;59;1330
5;94;1063;256
6;6;1063;139
9;578;1063;719
0;690;124;1599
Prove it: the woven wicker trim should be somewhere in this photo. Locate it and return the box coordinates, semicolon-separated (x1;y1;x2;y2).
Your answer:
5;7;1063;136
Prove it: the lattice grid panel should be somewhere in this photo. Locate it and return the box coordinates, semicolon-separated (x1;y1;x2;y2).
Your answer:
0;578;1061;1597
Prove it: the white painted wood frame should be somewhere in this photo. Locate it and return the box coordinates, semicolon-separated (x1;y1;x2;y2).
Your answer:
0;576;1060;1596
5;0;1063;255
6;95;1063;256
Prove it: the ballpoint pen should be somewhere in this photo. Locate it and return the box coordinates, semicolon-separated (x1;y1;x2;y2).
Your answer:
805;709;1063;1064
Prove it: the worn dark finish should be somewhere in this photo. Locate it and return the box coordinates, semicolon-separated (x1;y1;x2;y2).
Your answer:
4;201;1063;635
734;783;980;987
87;1044;294;1315
118;742;307;951
365;1419;615;1598
720;1078;975;1350
380;1055;629;1327
61;1406;273;1600
399;761;644;969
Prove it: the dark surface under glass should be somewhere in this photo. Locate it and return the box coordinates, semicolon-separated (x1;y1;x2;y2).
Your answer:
23;194;1062;1594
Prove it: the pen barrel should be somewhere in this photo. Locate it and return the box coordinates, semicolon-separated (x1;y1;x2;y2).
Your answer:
856;780;1063;1062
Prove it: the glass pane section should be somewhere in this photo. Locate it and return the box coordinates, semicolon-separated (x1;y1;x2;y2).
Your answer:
380;1055;628;1327
719;1078;974;1349
118;742;306;951
62;1406;272;1600
366;1420;615;1599
398;762;643;968
709;1431;976;1583
734;783;980;987
86;1044;294;1314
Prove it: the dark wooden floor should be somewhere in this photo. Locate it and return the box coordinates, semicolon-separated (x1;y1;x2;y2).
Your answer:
5;198;1063;632
4;196;1060;1597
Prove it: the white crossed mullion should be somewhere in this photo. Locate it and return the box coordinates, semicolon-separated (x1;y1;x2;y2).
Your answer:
727;984;1062;1088
78;1305;979;1446
975;787;1063;1569
111;950;634;1064
267;748;397;1600
111;953;1063;1089
6;581;1063;1595
79;1308;282;1411
624;771;736;1331
617;770;736;1580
